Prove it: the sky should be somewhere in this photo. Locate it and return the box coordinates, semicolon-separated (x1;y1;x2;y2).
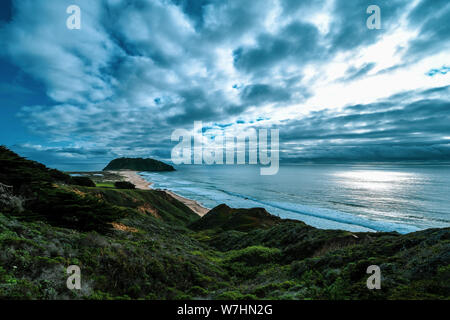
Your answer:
0;0;449;169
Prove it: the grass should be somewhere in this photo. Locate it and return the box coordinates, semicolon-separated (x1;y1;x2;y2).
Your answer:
95;183;115;188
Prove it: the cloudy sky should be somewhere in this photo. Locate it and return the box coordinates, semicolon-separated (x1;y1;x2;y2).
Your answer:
0;0;449;169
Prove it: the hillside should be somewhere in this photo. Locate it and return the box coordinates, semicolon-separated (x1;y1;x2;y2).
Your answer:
103;157;175;172
190;204;282;232
0;147;449;299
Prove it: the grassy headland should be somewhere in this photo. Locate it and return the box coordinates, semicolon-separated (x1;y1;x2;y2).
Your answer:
0;146;449;299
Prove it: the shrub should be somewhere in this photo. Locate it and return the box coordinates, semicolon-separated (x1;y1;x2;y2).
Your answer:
225;246;282;266
189;286;208;297
27;188;122;233
214;291;257;300
114;181;136;189
71;176;96;187
0;184;24;213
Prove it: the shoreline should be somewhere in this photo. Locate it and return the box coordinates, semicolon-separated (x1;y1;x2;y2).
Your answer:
105;170;422;233
109;170;153;189
110;170;209;217
110;170;410;232
163;189;210;217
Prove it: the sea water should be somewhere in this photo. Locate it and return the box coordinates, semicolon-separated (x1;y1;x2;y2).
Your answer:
139;164;450;234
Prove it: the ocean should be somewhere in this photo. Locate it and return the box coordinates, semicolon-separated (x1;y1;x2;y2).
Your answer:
139;164;450;234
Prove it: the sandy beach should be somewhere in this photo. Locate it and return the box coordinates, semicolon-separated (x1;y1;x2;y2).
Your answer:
110;170;153;189
110;170;209;217
163;190;209;217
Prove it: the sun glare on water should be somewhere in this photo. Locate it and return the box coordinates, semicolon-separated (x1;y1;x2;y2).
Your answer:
332;170;416;192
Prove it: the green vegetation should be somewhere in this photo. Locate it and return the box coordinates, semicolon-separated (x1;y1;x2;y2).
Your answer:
103;157;175;172
68;171;124;185
95;183;115;188
190;204;282;232
0;146;449;300
114;181;136;189
71;176;96;187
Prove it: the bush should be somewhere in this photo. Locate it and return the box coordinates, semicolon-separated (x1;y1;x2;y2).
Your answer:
114;181;136;189
0;192;24;213
0;183;24;213
27;188;122;233
225;246;282;266
221;246;282;279
71;176;96;187
215;291;257;300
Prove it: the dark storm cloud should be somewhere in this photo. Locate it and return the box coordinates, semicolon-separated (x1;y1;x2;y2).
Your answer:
405;0;450;59
170;0;213;28
279;0;327;14
233;21;322;75
240;84;292;105
161;86;252;126
408;0;449;22
327;0;409;51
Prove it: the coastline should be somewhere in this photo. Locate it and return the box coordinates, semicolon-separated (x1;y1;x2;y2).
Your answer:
110;169;428;233
163;190;209;217
110;170;209;217
110;170;153;190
